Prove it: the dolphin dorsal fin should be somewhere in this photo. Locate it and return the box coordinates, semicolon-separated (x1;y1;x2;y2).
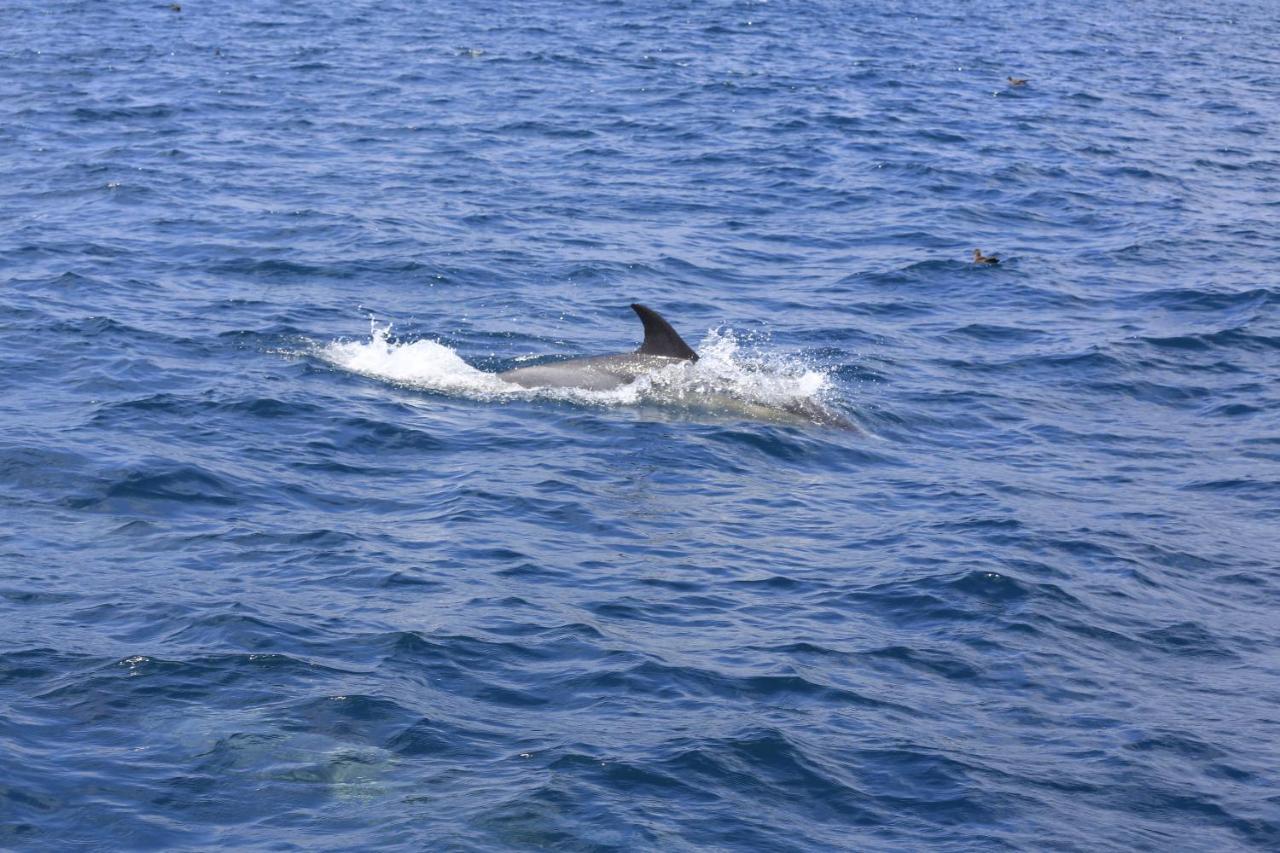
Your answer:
631;303;698;361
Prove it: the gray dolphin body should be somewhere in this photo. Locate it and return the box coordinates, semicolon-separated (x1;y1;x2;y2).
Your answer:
498;304;697;391
496;304;855;429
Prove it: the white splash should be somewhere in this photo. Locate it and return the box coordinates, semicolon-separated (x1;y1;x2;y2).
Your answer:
650;327;832;408
313;321;847;426
318;321;511;396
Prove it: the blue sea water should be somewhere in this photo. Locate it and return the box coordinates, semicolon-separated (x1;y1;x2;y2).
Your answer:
3;0;1279;848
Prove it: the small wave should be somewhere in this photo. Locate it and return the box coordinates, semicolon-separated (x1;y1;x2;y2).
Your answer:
310;322;849;427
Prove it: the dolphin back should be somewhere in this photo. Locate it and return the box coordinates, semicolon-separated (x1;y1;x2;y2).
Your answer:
632;304;698;362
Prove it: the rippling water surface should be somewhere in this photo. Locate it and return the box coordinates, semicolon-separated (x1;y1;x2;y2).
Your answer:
3;1;1279;849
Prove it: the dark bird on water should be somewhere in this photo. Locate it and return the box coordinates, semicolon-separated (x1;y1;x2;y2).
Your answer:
972;249;999;265
1007;76;1029;86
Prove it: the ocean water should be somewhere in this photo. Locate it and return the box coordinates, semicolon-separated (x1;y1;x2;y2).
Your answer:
2;0;1279;849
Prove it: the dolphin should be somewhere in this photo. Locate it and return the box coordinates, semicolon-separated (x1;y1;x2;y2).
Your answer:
498;303;698;391
495;304;856;429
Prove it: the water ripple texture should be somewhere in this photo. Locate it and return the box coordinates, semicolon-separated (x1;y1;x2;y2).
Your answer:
2;1;1279;850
